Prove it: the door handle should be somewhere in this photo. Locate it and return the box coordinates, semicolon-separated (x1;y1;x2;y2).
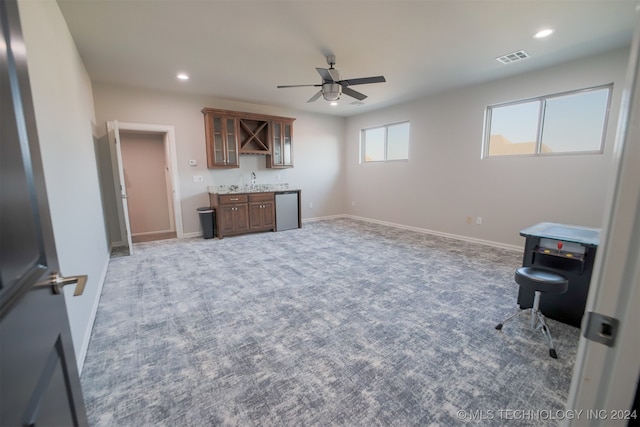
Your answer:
37;273;87;296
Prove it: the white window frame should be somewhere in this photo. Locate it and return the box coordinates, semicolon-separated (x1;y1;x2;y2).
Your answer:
482;84;613;158
360;121;410;163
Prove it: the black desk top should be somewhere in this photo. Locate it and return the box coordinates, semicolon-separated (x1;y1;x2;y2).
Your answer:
520;222;600;247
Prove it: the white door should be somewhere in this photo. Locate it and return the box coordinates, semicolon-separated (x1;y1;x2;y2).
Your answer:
107;120;133;255
565;11;640;425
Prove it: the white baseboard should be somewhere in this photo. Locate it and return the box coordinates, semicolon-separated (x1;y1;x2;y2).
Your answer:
302;214;344;223
114;233;199;244
182;231;202;238
77;251;110;375
315;214;522;252
132;229;174;237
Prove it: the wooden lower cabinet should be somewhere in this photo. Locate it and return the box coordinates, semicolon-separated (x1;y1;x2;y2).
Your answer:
210;192;275;238
218;203;249;236
249;193;275;231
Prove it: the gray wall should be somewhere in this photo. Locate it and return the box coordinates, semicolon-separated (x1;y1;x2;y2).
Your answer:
18;0;109;371
91;84;347;239
93;47;628;249
345;47;629;247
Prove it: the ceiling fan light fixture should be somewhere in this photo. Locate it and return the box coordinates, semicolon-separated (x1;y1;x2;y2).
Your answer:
322;82;341;101
277;56;385;103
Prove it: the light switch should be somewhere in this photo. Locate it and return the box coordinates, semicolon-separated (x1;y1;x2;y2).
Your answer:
189;159;198;166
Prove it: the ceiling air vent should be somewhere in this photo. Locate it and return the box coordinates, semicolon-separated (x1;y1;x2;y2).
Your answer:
496;50;530;64
350;101;366;106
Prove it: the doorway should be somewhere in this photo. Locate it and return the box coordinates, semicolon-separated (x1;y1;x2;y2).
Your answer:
107;121;183;255
120;131;176;243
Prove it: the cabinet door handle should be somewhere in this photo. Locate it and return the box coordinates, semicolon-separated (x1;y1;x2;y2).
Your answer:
230;198;239;201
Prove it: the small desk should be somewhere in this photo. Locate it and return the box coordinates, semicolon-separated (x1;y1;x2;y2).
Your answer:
517;222;600;328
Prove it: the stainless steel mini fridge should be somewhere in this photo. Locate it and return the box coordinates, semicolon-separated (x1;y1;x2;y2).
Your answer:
275;191;299;231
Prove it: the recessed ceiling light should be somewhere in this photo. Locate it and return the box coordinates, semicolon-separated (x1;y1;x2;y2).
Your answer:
177;73;189;80
534;29;554;39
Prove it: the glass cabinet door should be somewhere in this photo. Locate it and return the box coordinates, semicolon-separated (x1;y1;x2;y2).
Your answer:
283;123;292;166
272;122;282;166
212;117;225;165
226;118;237;166
207;114;238;168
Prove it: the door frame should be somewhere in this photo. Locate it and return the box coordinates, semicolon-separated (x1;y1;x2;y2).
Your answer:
565;11;640;425
108;121;184;246
107;121;133;254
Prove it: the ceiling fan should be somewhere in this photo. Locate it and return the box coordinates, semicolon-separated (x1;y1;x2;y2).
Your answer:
277;55;386;103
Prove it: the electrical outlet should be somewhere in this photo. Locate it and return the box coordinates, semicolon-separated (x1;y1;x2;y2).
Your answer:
476;216;483;225
276;174;281;181
351;201;356;207
193;175;203;183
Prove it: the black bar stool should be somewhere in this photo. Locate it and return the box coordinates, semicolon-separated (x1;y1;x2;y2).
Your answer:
496;267;569;359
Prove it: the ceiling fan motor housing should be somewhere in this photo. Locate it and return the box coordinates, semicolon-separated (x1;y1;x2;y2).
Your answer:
322;82;342;101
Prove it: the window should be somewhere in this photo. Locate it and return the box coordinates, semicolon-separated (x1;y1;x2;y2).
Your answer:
483;85;612;157
361;121;409;162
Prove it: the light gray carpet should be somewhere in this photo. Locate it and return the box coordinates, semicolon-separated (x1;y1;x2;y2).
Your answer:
81;218;580;426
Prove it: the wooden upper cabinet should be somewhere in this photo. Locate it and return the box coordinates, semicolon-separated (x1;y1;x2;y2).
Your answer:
202;108;295;169
238;118;270;154
267;119;294;169
203;110;239;168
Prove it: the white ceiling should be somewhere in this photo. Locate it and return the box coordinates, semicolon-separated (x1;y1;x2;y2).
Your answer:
56;0;639;117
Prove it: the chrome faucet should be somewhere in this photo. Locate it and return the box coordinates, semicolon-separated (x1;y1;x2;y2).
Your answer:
250;171;256;189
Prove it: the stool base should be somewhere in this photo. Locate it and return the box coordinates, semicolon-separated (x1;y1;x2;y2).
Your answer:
496;291;559;359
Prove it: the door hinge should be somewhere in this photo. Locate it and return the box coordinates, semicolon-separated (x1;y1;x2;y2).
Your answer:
583;311;620;347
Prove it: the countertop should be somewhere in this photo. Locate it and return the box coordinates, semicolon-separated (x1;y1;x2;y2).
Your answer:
208;184;299;194
520;222;601;247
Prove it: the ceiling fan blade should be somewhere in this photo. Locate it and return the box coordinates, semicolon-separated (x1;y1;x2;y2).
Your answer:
339;76;386;86
307;90;323;103
277;84;321;88
342;86;368;101
316;67;336;82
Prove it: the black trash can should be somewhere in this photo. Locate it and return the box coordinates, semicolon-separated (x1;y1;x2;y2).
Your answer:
197;207;215;239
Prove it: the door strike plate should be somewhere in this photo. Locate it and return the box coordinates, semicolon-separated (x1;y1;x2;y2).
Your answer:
583;311;619;347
